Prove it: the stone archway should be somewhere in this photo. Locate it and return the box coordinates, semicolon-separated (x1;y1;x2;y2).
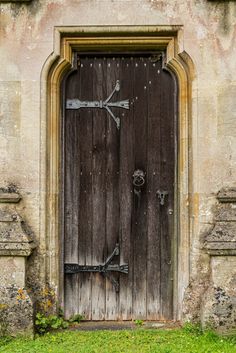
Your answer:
40;26;194;320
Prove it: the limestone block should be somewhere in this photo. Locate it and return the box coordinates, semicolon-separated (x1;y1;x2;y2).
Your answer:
0;257;25;287
0;285;33;337
217;86;236;138
201;257;236;333
182;253;211;323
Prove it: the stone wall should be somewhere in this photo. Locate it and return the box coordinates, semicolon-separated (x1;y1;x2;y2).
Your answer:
0;0;236;334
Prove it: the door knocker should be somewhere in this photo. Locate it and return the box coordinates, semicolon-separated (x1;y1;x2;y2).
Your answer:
132;169;145;188
132;169;145;205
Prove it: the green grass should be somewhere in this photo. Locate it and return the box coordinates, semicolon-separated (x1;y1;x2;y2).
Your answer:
0;327;236;353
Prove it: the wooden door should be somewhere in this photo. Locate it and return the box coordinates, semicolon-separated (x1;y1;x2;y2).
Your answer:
62;53;176;321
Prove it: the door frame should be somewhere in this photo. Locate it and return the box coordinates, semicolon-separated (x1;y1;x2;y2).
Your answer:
40;26;195;320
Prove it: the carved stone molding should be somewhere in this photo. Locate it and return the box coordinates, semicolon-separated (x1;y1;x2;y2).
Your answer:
0;192;21;204
0;191;35;335
0;189;35;255
202;187;236;333
0;210;35;256
217;187;236;203
205;188;236;255
0;1;31;2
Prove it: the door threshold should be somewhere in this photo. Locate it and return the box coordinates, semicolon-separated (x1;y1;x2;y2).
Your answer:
69;320;181;331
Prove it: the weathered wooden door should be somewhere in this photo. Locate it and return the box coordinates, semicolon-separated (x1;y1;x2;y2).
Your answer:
62;53;176;321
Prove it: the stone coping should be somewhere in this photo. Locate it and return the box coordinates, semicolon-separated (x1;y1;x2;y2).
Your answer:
205;245;236;255
0;0;32;2
217;187;236;203
0;192;21;203
0;246;34;256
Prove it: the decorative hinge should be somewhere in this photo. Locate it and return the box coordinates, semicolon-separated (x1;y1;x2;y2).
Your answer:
66;80;129;129
65;243;128;292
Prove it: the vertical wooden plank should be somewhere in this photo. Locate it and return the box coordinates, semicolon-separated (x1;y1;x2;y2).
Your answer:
146;58;162;320
105;56;120;320
77;57;93;320
119;56;135;320
64;276;76;319
64;70;80;319
63;52;176;322
91;56;107;320
132;56;148;320
160;64;175;319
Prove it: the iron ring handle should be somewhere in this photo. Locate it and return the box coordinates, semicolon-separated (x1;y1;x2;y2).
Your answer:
132;169;145;188
133;176;145;187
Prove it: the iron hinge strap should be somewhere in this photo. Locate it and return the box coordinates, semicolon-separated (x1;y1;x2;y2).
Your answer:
66;80;129;129
64;243;128;292
64;263;128;274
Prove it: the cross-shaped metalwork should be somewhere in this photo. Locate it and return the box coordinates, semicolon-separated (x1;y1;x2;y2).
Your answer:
66;80;129;129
